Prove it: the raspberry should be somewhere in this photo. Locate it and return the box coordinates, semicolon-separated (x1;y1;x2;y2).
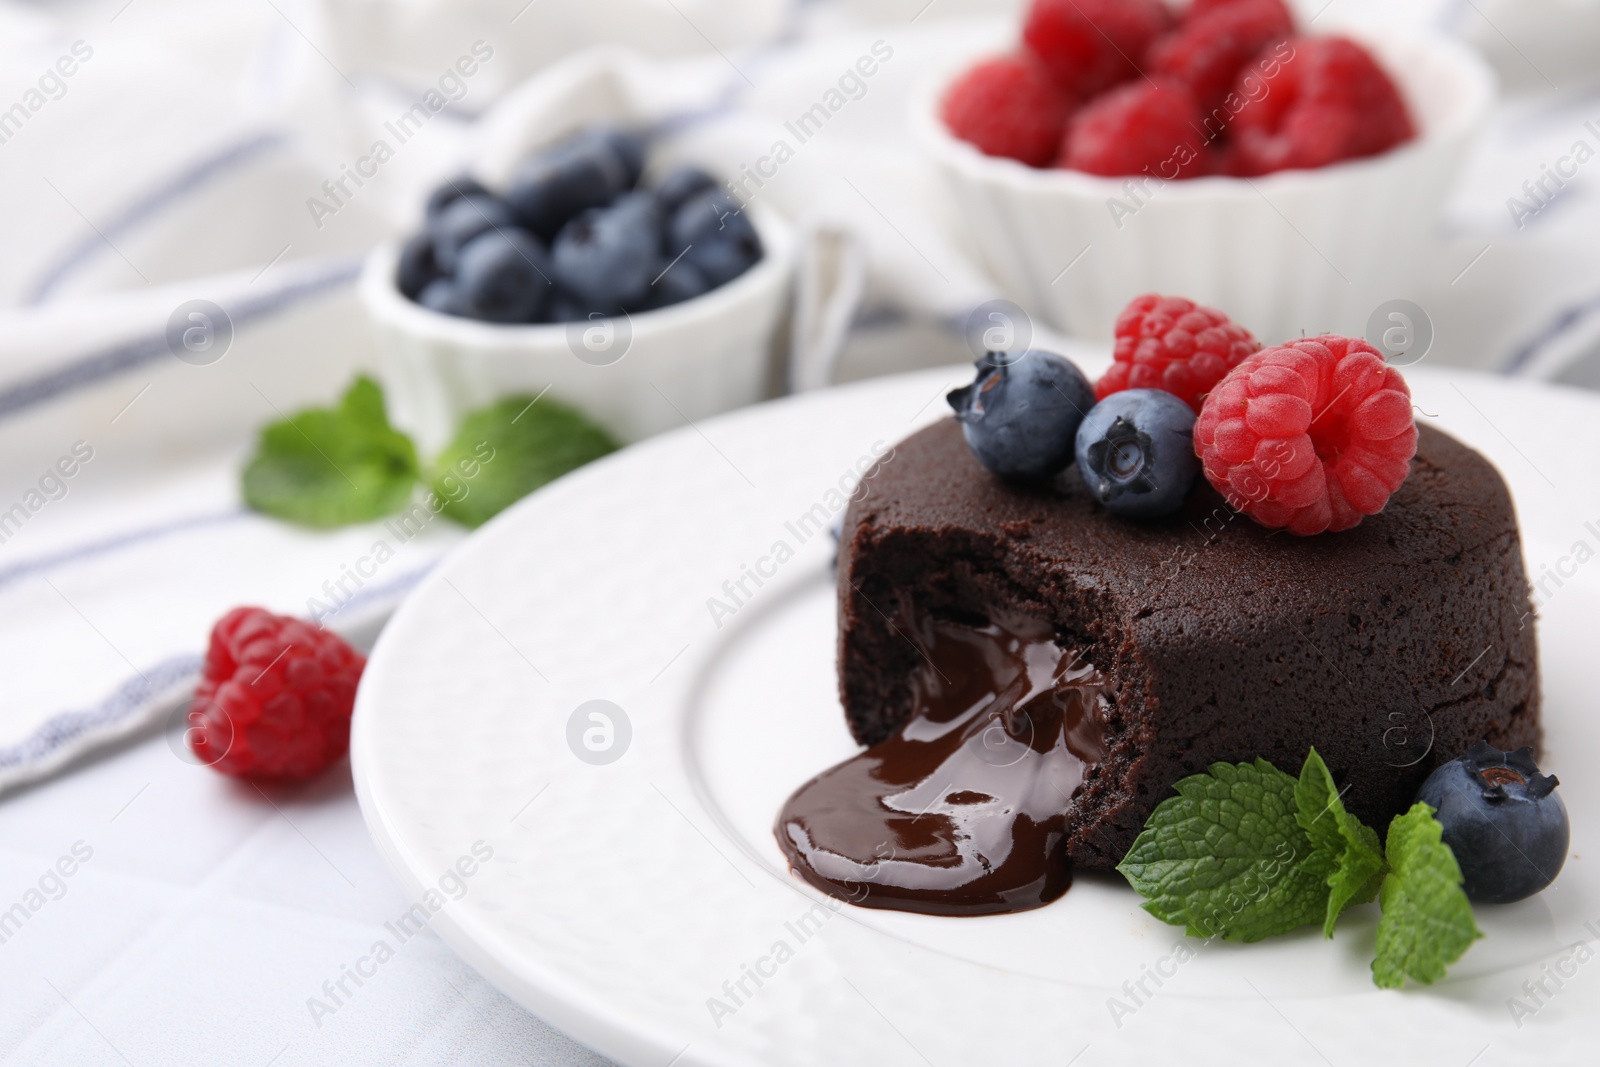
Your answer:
1187;0;1289;18
189;607;366;780
942;53;1074;167
1149;0;1294;115
1023;0;1172;99
1227;36;1416;176
1194;335;1419;536
1058;80;1210;179
1098;293;1260;411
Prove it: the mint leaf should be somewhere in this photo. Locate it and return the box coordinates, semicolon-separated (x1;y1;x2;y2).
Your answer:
1118;758;1333;942
243;376;420;528
1295;747;1387;936
429;394;617;528
1372;803;1482;988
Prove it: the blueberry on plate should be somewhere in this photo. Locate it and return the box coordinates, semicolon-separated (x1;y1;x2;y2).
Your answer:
946;350;1095;483
396;233;438;300
455;229;552;323
668;191;762;288
417;278;466;316
430;195;516;273
1075;389;1200;517
552;191;662;311
1416;741;1569;904
424;175;491;219
653;164;719;214
504;126;642;241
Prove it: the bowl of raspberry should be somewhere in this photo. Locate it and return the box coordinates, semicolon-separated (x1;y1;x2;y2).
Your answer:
360;124;794;456
913;0;1495;344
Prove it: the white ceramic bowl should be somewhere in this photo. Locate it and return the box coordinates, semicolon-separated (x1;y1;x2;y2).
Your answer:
360;203;793;454
913;28;1496;344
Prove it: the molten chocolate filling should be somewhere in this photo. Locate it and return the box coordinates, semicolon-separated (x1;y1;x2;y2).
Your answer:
775;610;1110;916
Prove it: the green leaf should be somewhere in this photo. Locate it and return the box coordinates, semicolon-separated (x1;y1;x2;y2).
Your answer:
429;394;618;528
1117;758;1334;942
1295;747;1388;937
242;376;420;528
1372;803;1482;989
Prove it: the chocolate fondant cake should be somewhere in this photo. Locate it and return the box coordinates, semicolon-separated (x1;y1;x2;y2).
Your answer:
777;417;1538;913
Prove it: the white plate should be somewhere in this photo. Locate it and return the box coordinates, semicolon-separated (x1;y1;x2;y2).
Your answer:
352;353;1600;1066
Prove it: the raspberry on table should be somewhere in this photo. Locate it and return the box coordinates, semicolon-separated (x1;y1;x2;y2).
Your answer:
1023;0;1172;99
1058;80;1211;179
1148;0;1295;115
942;53;1075;167
1097;294;1260;411
189;606;366;780
1227;35;1416;176
1194;335;1419;535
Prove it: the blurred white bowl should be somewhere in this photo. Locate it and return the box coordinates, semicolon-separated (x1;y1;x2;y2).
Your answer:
912;28;1496;344
359;203;792;455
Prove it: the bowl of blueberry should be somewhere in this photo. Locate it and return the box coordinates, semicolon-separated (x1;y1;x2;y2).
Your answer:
360;124;793;454
911;0;1495;342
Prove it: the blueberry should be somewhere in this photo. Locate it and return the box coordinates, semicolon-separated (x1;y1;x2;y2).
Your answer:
455;228;552;323
668;191;762;288
552;191;662;311
430;195;516;273
504;126;642;241
1416;741;1569;904
641;259;710;310
418;278;467;316
424;175;491;219
396;233;438;300
540;289;587;324
653;164;719;214
946;350;1094;482
1074;389;1200;517
582;124;646;188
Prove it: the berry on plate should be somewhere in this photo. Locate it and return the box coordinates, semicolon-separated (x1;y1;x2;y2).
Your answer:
1075;388;1200;517
1023;0;1172;99
941;53;1074;167
1148;0;1295;115
1099;294;1260;411
189;607;366;781
1194;335;1418;535
947;349;1095;483
1227;35;1415;176
1416;742;1569;904
1058;80;1210;179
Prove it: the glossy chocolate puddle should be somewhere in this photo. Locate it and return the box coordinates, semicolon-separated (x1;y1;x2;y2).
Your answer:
775;610;1110;916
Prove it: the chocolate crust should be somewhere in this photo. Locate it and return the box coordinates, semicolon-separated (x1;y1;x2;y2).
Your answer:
837;418;1540;870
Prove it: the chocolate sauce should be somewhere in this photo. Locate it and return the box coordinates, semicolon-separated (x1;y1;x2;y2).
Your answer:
775;611;1110;916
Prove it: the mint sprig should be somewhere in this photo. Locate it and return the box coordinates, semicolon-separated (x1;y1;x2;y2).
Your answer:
1372;803;1482;988
1117;758;1333;942
429;395;618;528
1295;748;1387;936
243;376;420;528
1119;750;1481;988
242;379;618;530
